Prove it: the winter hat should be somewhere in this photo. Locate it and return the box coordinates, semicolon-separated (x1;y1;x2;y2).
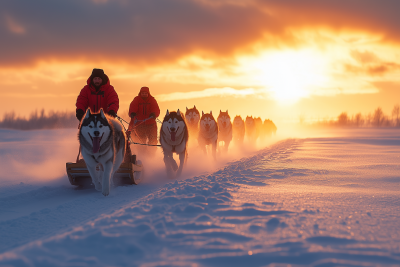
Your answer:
140;86;150;93
91;68;105;80
139;86;150;96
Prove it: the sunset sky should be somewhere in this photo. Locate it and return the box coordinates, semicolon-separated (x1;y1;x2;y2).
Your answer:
1;0;400;123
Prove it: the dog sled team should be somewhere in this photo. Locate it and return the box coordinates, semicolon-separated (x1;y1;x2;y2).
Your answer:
68;68;276;195
185;106;277;153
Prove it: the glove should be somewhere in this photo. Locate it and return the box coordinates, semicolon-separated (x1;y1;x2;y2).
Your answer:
130;112;137;118
76;109;85;121
149;112;155;119
108;110;117;118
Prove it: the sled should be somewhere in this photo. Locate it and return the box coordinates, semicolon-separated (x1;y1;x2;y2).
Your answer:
66;155;143;187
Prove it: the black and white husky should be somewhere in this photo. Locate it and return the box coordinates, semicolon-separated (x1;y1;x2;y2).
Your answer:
160;110;189;178
79;109;126;196
198;111;218;158
217;110;232;153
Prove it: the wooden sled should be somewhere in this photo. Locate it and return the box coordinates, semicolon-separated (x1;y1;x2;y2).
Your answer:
66;155;143;187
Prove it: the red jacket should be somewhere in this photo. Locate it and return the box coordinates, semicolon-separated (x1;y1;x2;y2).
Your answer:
76;74;119;114
129;87;160;125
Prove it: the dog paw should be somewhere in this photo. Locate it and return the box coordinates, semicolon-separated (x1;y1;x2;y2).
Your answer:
94;183;102;191
102;189;109;196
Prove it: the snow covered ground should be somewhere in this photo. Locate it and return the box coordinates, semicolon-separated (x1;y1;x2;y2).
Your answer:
0;128;400;266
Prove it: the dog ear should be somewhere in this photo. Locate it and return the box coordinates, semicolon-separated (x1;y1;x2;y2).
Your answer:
100;109;106;119
220;110;222;114
210;111;212;115
177;109;181;116
85;109;91;119
194;105;196;109
186;107;188;112
226;110;228;113
202;111;204;116
166;110;170;116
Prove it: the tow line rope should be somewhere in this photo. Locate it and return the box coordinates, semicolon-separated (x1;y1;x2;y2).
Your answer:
117;116;162;147
118;116;162;125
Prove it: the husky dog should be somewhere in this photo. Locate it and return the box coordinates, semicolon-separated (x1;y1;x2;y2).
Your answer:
245;116;257;143
254;117;263;140
185;106;200;140
263;119;277;137
79;109;126;196
217;110;232;152
198;111;218;158
160;110;189;178
232;115;245;145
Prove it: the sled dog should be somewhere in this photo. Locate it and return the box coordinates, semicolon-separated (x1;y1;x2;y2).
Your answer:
232;115;245;145
263;119;277;137
79;109;126;196
198;111;218;158
160;110;189;178
185;106;200;140
245;116;257;143
254;117;263;140
217;110;232;152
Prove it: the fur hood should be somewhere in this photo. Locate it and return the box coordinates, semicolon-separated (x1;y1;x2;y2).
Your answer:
138;86;152;97
86;74;111;92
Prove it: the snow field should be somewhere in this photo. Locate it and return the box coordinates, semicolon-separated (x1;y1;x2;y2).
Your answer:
0;128;278;257
0;129;400;266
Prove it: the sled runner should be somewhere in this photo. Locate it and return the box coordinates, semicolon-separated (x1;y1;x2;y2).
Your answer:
66;155;143;187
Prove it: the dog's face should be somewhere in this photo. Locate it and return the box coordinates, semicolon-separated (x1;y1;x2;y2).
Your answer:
185;106;200;126
245;116;255;128
264;119;271;125
217;110;231;129
233;116;244;128
254;117;262;127
200;111;216;132
162;109;186;142
80;109;111;153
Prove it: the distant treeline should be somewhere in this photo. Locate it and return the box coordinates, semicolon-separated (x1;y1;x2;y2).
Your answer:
0;109;131;130
306;105;400;128
0;110;78;130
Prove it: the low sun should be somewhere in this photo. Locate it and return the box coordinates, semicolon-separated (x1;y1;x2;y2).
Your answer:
239;50;328;104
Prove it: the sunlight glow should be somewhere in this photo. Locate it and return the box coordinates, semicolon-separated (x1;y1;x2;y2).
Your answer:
238;50;329;104
156;87;257;102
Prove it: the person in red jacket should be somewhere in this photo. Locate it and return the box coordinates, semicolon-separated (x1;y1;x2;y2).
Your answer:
75;68;119;121
128;86;160;148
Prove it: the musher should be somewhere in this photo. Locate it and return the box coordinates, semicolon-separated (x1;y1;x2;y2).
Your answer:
128;86;160;155
75;68;119;121
75;68;123;162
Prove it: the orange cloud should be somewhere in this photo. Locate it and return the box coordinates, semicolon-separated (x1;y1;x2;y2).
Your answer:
1;0;399;68
2;0;400;120
344;49;400;76
4;14;25;34
156;87;260;102
345;62;400;76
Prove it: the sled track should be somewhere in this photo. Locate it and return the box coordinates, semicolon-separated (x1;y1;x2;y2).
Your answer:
2;136;400;266
0;183;166;253
0;139;298;254
0;139;299;254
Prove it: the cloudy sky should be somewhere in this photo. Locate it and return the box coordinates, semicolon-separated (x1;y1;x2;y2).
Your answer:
1;0;400;122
